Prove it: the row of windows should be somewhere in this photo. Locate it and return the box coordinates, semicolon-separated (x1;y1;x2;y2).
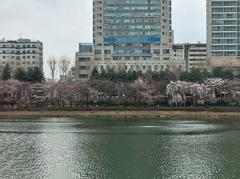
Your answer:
78;58;91;62
95;48;152;55
104;6;161;11
212;13;238;19
0;61;38;65
212;20;240;25
212;39;238;44
104;0;162;5
212;26;239;31
0;44;40;48
104;12;161;18
212;51;238;57
0;50;38;54
0;56;38;59
79;66;89;70
212;7;238;13
95;64;178;72
212;1;238;7
212;45;238;50
212;32;240;37
105;31;160;37
104;36;161;43
189;54;207;57
104;24;160;30
113;43;152;47
113;48;151;55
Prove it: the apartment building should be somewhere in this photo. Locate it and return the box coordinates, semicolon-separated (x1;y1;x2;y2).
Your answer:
0;38;43;73
75;43;94;79
207;0;240;70
172;43;207;71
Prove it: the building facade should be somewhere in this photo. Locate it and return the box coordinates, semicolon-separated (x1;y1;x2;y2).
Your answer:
94;0;173;58
92;0;174;72
0;38;43;74
75;43;94;79
207;0;240;69
186;43;207;71
172;43;207;72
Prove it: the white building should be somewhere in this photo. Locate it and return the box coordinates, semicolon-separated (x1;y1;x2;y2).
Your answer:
75;43;94;79
172;43;207;71
207;0;240;71
0;38;43;73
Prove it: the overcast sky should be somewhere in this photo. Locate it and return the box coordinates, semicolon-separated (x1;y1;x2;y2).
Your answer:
0;0;206;76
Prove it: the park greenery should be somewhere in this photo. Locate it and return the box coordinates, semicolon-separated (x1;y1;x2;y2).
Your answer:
0;65;240;109
14;67;45;82
1;64;45;83
1;63;11;81
92;66;236;83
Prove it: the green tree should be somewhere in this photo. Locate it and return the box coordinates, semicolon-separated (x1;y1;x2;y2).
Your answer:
16;67;45;83
25;68;34;82
179;71;190;81
180;68;209;82
2;63;11;80
212;67;234;79
15;68;27;81
92;67;100;79
212;67;224;78
223;69;234;79
32;67;45;82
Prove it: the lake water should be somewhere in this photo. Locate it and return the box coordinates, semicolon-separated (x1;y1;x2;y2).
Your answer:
0;117;240;179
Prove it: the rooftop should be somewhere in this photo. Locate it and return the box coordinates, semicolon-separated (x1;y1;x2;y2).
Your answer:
0;38;42;43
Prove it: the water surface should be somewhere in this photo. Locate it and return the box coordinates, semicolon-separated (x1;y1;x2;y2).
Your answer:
0;117;240;179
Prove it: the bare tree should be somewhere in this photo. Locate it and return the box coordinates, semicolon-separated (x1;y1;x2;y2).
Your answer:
59;56;71;79
47;56;57;83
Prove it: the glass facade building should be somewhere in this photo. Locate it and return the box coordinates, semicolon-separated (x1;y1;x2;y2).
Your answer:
103;0;161;57
207;0;240;58
93;0;173;61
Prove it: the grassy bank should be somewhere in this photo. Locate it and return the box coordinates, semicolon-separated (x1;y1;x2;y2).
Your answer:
1;110;240;119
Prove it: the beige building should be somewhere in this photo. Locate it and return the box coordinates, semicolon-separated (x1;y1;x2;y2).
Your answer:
172;43;207;71
0;38;43;74
207;0;240;71
76;0;180;80
75;43;94;79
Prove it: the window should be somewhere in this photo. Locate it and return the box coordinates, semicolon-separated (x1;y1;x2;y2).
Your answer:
95;50;102;54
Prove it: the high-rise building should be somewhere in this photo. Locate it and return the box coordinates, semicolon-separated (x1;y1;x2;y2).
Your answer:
0;38;43;73
75;0;176;80
207;0;240;69
92;0;174;72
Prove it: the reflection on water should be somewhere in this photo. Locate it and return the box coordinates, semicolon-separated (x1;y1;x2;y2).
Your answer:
0;117;240;179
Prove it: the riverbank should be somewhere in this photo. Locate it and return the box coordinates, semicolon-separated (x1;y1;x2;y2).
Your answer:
1;110;240;119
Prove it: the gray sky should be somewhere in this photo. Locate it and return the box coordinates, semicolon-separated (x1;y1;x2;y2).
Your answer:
0;0;206;76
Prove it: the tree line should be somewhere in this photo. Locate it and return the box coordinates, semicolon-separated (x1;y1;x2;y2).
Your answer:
1;63;45;82
92;67;236;83
1;77;240;109
1;55;73;83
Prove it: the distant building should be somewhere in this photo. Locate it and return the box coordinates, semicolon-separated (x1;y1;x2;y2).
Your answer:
93;0;173;60
74;0;211;79
207;0;240;70
75;43;93;80
172;43;207;71
0;38;43;74
75;0;180;79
